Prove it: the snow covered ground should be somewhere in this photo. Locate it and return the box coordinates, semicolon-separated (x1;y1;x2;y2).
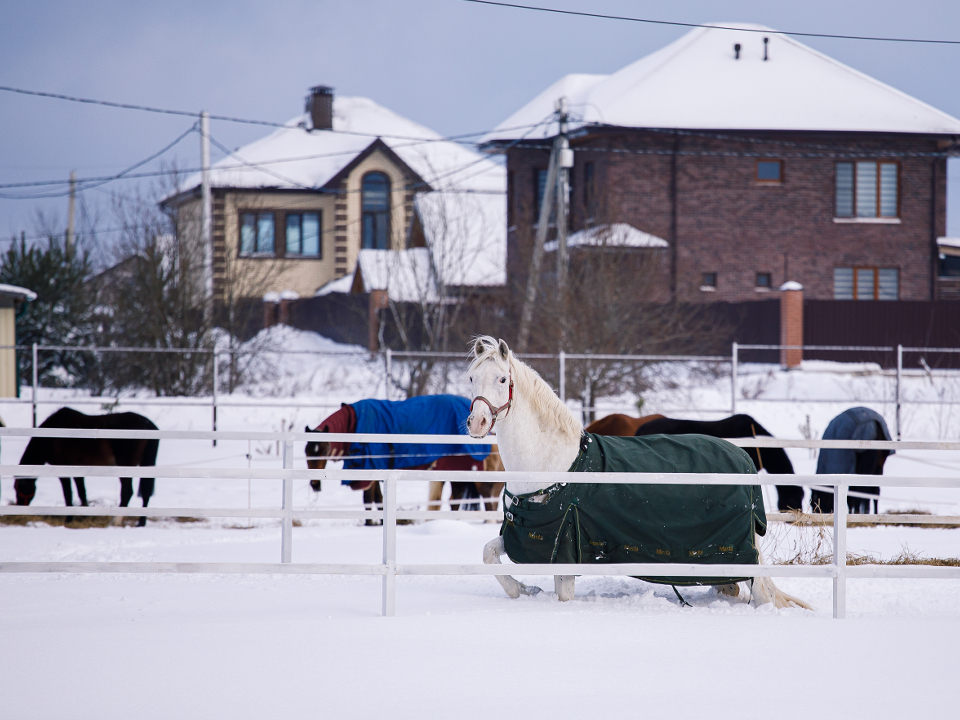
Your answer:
2;327;959;718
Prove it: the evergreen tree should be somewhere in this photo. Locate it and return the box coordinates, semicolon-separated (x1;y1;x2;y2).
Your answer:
0;236;99;388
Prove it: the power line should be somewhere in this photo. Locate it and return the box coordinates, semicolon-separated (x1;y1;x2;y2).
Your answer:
0;123;198;200
461;0;960;45
0;84;543;144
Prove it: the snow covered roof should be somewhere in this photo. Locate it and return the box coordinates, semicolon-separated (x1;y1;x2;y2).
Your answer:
179;95;504;196
482;24;960;142
543;223;668;253
0;283;37;301
352;248;439;303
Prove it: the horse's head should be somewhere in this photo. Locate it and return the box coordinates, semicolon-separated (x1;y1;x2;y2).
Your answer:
466;336;513;438
305;425;338;491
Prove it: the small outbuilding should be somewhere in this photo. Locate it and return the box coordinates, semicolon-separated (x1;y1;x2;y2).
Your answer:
0;284;37;397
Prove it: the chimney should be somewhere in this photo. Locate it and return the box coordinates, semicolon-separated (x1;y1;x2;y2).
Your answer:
779;281;803;369
306;86;334;130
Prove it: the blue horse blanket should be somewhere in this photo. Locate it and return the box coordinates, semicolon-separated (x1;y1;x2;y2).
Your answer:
343;395;490;471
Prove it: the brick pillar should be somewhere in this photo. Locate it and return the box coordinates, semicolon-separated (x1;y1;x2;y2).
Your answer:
779;281;803;368
278;290;299;326
263;292;280;330
368;289;389;351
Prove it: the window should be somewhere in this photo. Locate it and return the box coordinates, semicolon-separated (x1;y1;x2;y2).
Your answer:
533;168;557;225
286;212;321;257
361;172;391;249
239;212;275;255
700;272;717;291
834;267;898;300
756;160;782;183
835;161;899;218
755;272;772;289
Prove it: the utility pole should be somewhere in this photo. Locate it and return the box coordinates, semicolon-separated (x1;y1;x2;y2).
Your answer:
516;97;568;353
66;170;76;252
200;111;214;319
555;99;573;347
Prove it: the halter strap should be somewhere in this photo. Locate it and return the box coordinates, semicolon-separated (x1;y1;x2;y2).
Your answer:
469;370;514;434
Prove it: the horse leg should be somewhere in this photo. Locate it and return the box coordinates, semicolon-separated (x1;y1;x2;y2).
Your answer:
554;575;575;602
60;477;74;506
136;479;154;527
119;478;134;508
363;483;383;526
751;538;814;610
74;478;88;506
13;479;36;506
717;583;741;600
482;537;541;598
427;481;443;511
449;482;467;511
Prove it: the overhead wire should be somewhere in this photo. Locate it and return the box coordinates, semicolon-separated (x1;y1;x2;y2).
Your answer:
460;0;960;45
0;122;199;200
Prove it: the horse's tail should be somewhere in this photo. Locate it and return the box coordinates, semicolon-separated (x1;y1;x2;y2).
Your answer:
752;539;814;610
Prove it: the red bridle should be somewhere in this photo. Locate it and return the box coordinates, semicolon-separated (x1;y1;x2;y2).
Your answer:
469;370;514;434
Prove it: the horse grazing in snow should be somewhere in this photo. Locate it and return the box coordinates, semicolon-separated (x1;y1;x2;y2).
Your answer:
305;396;502;524
466;336;810;609
633;414;803;512
13;407;158;526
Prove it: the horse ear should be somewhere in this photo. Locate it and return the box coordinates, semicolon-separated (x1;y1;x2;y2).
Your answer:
498;339;510;361
471;337;484;357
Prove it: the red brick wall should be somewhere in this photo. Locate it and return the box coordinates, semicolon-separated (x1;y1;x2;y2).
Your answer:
505;130;947;302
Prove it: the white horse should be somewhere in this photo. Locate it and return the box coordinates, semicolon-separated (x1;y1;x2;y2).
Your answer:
466;335;810;609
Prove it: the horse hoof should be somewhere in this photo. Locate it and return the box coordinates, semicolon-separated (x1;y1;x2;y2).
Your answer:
137;516;147;527
310;481;321;492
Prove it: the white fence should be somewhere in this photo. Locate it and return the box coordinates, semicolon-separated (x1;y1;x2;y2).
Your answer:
1;427;959;619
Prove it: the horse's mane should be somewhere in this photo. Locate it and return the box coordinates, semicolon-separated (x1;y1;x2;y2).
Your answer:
469;336;582;442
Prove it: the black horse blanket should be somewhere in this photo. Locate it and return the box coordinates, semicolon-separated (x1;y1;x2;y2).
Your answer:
501;433;765;586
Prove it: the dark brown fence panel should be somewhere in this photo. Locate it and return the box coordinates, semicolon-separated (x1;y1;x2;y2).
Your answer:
290;294;370;348
804;300;960;368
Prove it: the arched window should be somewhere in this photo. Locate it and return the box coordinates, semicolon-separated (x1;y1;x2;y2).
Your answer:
361;172;391;250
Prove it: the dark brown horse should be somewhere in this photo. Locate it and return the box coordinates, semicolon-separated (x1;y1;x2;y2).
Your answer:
633;414;802;511
14;407;159;526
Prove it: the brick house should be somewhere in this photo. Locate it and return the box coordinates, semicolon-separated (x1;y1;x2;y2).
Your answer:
162;86;505;306
481;24;960;303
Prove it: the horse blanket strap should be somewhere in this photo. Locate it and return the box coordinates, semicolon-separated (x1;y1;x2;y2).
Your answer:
500;432;766;587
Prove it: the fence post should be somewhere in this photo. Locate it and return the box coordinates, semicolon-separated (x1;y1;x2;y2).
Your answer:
895;344;902;440
212;352;218;448
382;475;397;617
558;350;566;403
731;342;738;416
281;439;293;563
385;348;392;401
833;484;847;619
31;342;38;428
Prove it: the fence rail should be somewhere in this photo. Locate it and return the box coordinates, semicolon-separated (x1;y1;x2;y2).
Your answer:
9;341;960;439
2;428;959;619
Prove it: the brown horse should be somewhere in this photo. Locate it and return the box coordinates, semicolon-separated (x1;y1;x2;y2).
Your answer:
585;413;665;436
305;400;503;524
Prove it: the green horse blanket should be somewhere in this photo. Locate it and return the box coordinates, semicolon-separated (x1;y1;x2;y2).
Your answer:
501;432;766;586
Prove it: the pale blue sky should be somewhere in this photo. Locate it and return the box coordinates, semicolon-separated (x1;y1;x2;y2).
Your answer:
1;0;958;254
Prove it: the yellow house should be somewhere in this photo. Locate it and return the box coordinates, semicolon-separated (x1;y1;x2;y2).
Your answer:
0;284;37;397
162;86;506;304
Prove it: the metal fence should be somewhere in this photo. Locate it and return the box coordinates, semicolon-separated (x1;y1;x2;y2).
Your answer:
7;342;960;440
1;427;959;619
